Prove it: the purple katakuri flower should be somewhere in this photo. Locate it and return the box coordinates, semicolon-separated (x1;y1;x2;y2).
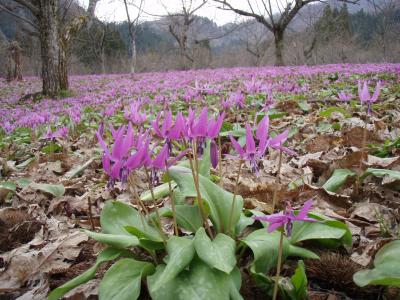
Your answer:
253;199;317;236
337;91;353;102
358;80;381;115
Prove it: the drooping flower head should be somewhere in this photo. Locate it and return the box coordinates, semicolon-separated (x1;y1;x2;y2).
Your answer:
229;115;296;175
229;116;269;175
337;91;353;102
358;80;381;115
124;101;147;125
253;199;316;236
186;107;225;166
96;123;147;189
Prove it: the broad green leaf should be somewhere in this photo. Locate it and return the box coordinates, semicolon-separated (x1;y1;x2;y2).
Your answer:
16;157;35;169
235;212;254;236
148;259;232;300
229;267;244;300
194;227;236;274
168;166;243;234
83;230;139;249
150;236;195;292
319;106;351;118
288;260;308;300
242;229;317;274
48;248;123;300
177;141;211;178
322;169;356;192
140;181;177;201
361;168;400;183
0;181;16;192
175;204;203;232
101;201;163;245
290;212;352;246
353;240;400;287
298;101;311;112
268;109;287;119
17;178;32;187
31;183;65;197
99;258;154;300
41;142;62;154
316;122;331;133
242;229;289;274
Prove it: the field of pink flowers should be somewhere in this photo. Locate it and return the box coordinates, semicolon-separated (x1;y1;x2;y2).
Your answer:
0;63;400;300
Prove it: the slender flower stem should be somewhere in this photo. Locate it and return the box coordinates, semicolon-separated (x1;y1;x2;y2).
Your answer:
187;141;213;238
356;117;369;196
128;175;148;229
218;136;223;187
272;148;283;212
273;231;284;300
144;167;167;246
228;159;243;236
359;120;368;170
166;168;179;235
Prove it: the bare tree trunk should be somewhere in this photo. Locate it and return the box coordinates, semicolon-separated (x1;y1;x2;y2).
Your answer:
59;43;68;90
273;30;284;66
38;0;60;97
130;37;137;73
13;42;22;80
101;48;106;74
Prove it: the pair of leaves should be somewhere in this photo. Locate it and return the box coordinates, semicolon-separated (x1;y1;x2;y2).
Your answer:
98;201;164;250
148;259;242;300
241;229;318;274
32;182;65;197
279;260;308;300
323;167;400;193
99;258;154;300
0;180;65;198
353;240;400;287
48;248;124;300
168;166;243;234
149;228;237;294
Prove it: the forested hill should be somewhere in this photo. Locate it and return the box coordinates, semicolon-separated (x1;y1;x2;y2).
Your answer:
0;0;399;73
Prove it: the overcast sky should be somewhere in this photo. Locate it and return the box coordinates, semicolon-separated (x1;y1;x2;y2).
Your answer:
78;0;250;25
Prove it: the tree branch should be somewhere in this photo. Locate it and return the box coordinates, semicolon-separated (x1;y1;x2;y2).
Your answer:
0;3;39;30
11;0;39;16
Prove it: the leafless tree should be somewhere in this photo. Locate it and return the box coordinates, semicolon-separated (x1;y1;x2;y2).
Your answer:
213;0;357;66
367;0;399;60
0;0;61;96
240;21;270;65
122;0;144;73
0;0;99;96
161;0;208;69
58;0;99;90
6;41;23;81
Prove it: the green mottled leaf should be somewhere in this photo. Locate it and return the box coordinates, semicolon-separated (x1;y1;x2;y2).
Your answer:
48;248;123;300
322;169;356;192
99;258;154;300
148;259;233;300
31;183;65;197
168;166;243;234
150;236;194;292
194;227;236;273
83;230;139;249
354;240;400;287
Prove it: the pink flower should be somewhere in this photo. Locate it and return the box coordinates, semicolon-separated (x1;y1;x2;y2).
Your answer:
253;199;317;236
358;80;381;114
